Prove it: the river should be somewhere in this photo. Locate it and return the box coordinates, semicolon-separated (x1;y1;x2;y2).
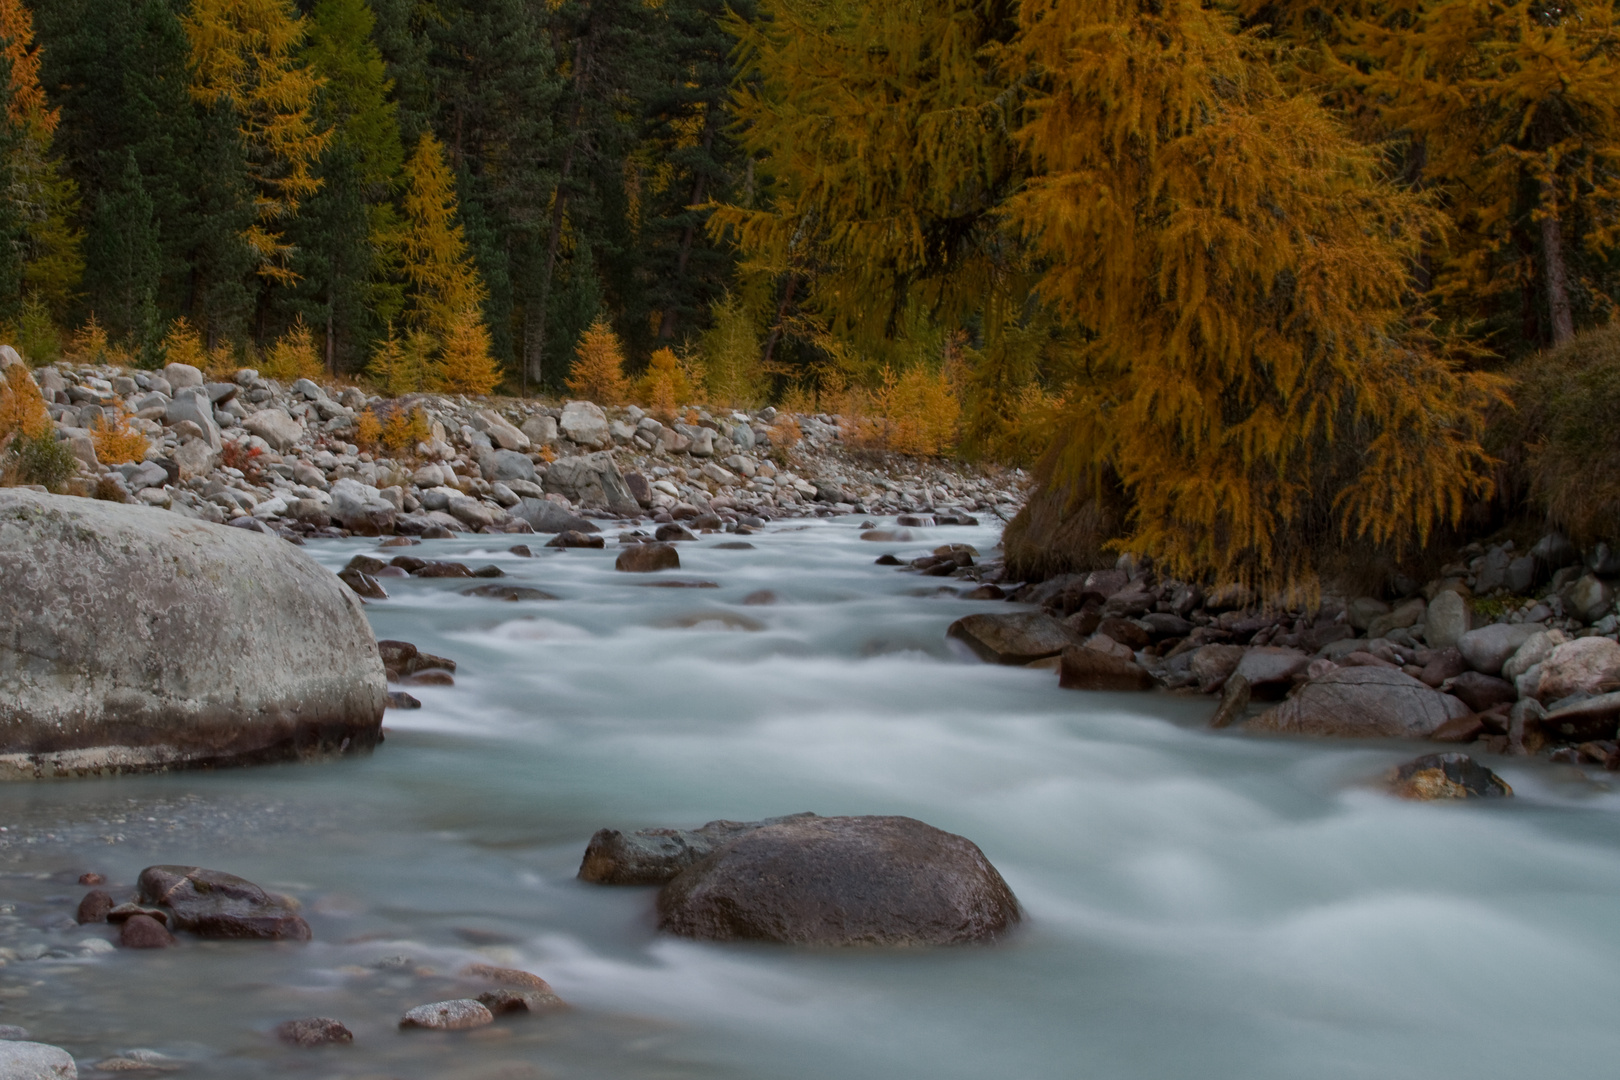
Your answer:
3;517;1620;1078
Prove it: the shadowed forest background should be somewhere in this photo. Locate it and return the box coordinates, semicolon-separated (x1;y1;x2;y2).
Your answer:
2;0;1620;587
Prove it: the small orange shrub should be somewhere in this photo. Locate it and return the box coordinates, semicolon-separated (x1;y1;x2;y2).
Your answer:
91;408;150;465
354;408;382;449
635;347;693;418
260;318;324;382
566;318;630;404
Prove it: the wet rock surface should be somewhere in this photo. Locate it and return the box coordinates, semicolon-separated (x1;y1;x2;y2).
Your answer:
578;813;818;885
275;1017;353;1048
1387;753;1513;799
1247;668;1470;738
137;865;312;941
947;612;1080;665
654;814;1020;946
399;999;494;1031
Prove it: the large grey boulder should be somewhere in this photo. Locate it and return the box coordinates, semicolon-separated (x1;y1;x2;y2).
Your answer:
328;478;397;536
511;498;597;534
1457;623;1542;676
0;490;385;779
481;448;535;483
242;407;304;452
656;814;1020;946
0;1040;76;1079
947;611;1081;665
1246;666;1470;738
559;401;609;447
543;453;639;515
1536;637;1620;701
163;362;203;390
472;409;530;451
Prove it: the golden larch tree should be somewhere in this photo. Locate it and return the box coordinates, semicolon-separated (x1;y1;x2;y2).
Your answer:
433;306;501;395
186;0;328;285
400;133;486;343
566;318;631;404
1007;0;1505;585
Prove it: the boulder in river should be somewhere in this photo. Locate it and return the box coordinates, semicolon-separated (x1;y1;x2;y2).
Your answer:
543;452;639;515
118;913;175;948
1246;667;1470;738
275;1017;353;1048
75;890;113;924
511;498;598;534
0;1040;77;1079
579;813;818;885
947;612;1081;665
399;1000;494;1031
137;865;312;940
1386;753;1512;799
655;814;1020;946
0;490;385;779
616;542;679;572
1057;645;1154;691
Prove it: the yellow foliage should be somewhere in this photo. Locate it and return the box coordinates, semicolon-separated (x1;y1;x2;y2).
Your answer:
354;408;382;449
381;407;430;453
1005;0;1504;585
432;306;502;395
64;316;126;366
635;347;693;418
768;413;802;449
185;0;327;285
160;318;208;370
566;318;631;404
206;340;240;380
0;363;51;444
401;134;486;343
698;294;763;408
91;408;149;465
852;364;961;457
367;326;434;396
260;317;324;382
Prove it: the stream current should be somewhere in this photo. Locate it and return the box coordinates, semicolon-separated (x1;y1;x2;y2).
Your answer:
3;516;1620;1079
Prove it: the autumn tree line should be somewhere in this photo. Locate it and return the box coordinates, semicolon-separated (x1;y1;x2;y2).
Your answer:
2;0;1619;583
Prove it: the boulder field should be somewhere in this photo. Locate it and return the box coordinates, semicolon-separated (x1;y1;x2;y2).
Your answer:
0;489;385;779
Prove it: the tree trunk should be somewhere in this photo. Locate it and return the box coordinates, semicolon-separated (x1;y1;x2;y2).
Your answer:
1541;180;1575;347
760;273;798;367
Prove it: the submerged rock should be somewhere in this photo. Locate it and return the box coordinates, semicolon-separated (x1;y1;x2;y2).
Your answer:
947;612;1081;665
616;542;680;572
655;814;1020;946
118;914;175;949
1247;667;1470;738
0;490;385;779
579;813;818;885
76;890;113;924
137;865;311;941
1057;645;1154;691
275;1017;353;1048
399;1000;494;1031
1386;753;1512;799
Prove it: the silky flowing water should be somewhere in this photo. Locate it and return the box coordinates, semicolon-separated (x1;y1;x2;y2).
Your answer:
4;517;1620;1079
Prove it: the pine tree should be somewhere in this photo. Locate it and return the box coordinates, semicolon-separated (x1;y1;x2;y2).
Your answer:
566;316;630;404
0;0;82;322
399;131;484;341
185;0;328;286
84;150;161;354
291;0;406;373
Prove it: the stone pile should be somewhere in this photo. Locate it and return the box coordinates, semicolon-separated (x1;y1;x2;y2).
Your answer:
19;359;1024;541
940;534;1620;763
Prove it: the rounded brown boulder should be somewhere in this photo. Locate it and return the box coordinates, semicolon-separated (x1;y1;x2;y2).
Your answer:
616;542;680;572
656;815;1019;946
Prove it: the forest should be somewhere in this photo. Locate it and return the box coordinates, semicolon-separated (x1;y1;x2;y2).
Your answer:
2;0;1620;585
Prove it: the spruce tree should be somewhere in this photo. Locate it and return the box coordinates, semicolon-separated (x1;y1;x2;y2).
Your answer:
84;151;161;354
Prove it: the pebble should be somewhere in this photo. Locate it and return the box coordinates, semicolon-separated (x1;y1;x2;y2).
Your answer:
399;999;494;1031
275;1017;354;1048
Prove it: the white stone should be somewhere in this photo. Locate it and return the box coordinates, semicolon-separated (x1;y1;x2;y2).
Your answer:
473;409;530;451
559;401;609;447
162;362;203;389
0;1040;77;1079
242;408;304;452
1423;590;1472;649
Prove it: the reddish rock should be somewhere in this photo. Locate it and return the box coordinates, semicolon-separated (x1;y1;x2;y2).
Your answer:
138;865;311;941
1058;646;1154;692
119;913;175;948
616;542;680;572
275;1017;353;1048
76;889;113;923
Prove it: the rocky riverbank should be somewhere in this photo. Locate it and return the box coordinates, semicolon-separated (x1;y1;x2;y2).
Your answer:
11;356;1024;540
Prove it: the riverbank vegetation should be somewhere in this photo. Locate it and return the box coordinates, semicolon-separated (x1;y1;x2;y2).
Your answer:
0;0;1618;585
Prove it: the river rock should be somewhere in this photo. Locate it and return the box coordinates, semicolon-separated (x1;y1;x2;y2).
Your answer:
655;814;1019;946
399;1000;493;1031
76;890;113;923
522;414;558;445
1209;673;1251;728
275;1017;353;1048
1233;646;1309;689
559;401;609;447
1424;590;1471;649
1502;629;1569;683
543;453;639;514
1536;637;1620;701
0;491;385;778
0;1040;77;1079
1386;753;1512;799
137;865;312;940
473;409;530;451
616;542;679;572
1247;667;1470;738
1541;691;1620;742
1446;671;1518;712
242;407;303;452
1190;644;1247;693
477;989;565;1014
511;498;597;534
1564;574;1615;623
1346;596;1390;631
118;913;175;948
1457;623;1543;676
482;448;536;483
1367;597;1425;642
329;478;397;535
164;387;221;449
1057;645;1153;691
947;612;1081;665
